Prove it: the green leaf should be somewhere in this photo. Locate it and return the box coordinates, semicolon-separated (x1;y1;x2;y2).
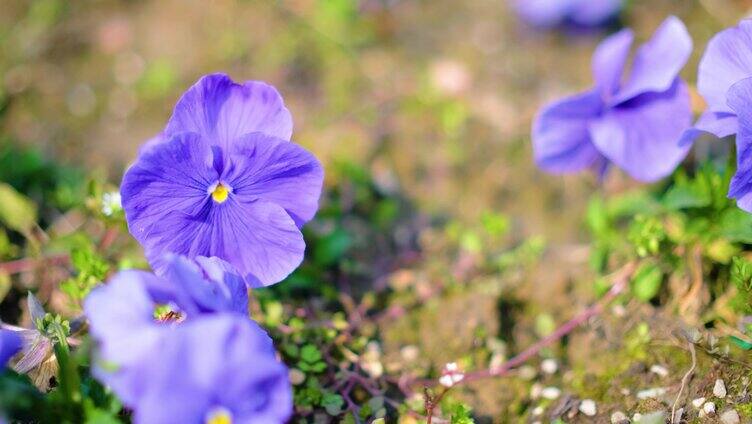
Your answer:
313;228;351;266
719;208;752;243
0;182;37;234
631;263;663;302
300;344;322;364
321;393;344;415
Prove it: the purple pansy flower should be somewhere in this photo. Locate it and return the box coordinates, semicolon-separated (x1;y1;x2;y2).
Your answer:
532;16;693;182
84;255;247;404
679;20;752;211
0;330;21;368
512;0;622;29
85;256;290;423
121;73;324;287
131;315;292;424
724;78;752;211
683;20;752;142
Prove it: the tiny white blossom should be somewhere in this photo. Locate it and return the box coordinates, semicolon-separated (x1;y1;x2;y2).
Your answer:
101;191;122;216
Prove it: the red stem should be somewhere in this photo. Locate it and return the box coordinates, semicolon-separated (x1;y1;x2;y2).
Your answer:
0;254;69;274
461;261;635;384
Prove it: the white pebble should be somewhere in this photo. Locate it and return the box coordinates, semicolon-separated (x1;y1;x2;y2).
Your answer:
532;406;544;416
530;383;543;399
703;401;716;416
578;399;597;417
649;365;669;378
518;365;537;380
541;358;558;375
632;412;642;421
610;411;628;423
720;409;741;424
636;387;667;399
714;379;727;398
691;397;706;409
541;386;561;400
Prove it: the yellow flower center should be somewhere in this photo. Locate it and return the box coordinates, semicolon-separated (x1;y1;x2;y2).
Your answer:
205;408;232;424
211;183;229;203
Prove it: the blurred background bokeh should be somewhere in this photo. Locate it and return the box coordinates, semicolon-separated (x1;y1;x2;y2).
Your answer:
4;0;747;240
4;1;752;420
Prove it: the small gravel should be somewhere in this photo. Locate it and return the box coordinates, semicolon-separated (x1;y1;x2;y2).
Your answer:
610;411;628;424
578;399;596;416
649;364;668;378
541;386;561;400
720;409;741;424
714;378;727;398
702;401;716;417
541;358;558;375
636;387;667;399
691;397;706;409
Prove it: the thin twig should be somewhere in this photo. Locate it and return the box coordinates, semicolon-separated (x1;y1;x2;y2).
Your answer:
0;254;69;274
458;261;637;385
671;341;697;423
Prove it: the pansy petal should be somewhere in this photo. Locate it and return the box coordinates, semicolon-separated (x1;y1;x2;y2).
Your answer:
698;20;752;114
121;132;217;247
84;271;165;404
0;330;21;367
145;200;305;287
133;316;289;424
568;0;622;26
165;73;293;147
158;254;248;316
726;77;752;211
512;0;569;27
193;256;248;315
225;133;324;227
679;111;739;147
592;29;634;97
590;79;692;182
532;89;605;173
613;16;692;104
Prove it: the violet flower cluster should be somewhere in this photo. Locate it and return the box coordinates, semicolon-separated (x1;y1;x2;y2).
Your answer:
512;0;622;29
84;74;323;423
682;20;752;211
533;16;693;182
534;15;752;214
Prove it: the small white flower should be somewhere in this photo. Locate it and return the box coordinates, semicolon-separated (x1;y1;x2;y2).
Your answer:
101;191;122;216
439;362;464;387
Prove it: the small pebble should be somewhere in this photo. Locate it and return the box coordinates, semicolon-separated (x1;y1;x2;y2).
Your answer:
720;409;741;424
541;386;561;400
531;406;544;417
610;411;628;424
518;365;537;380
632;413;642;421
541;358;558;375
530;383;543;399
578;399;597;417
714;378;728;398
703;401;716;417
636;387;667;399
691;397;706;409
672;408;684;423
649;365;669;378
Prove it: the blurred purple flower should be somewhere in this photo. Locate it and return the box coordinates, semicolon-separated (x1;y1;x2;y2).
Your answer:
512;0;622;29
723;78;752;211
121;73;324;287
84;254;247;404
532;16;693;182
0;330;21;367
131;315;292;424
683;20;752;142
